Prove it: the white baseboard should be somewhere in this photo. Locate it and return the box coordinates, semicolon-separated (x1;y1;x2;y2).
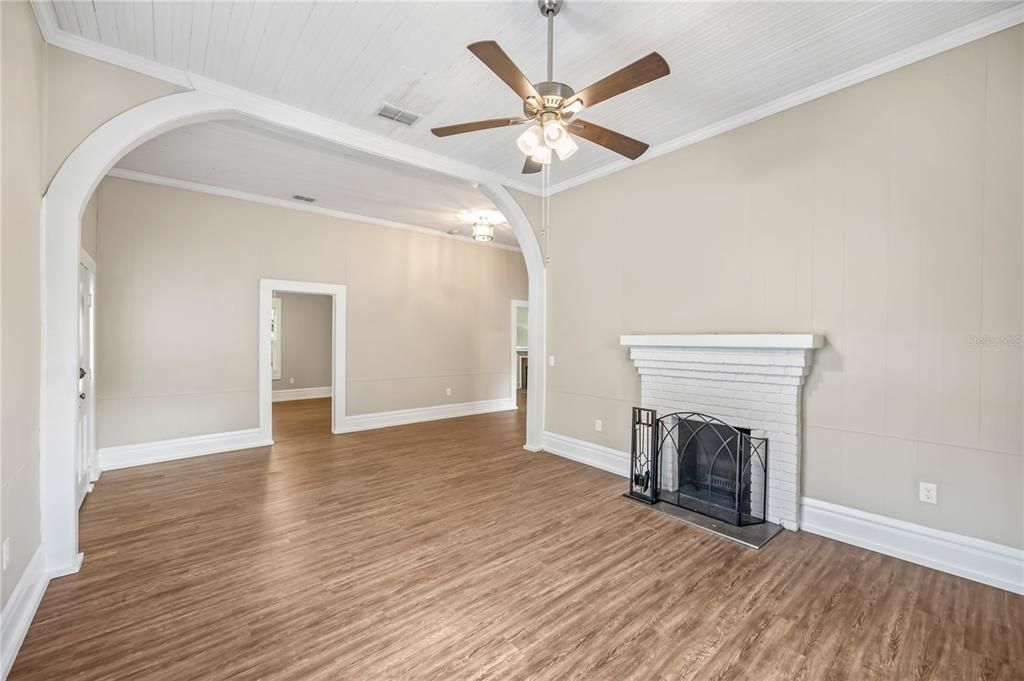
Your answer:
99;428;273;471
1;545;48;680
272;386;332;402
801;497;1024;595
541;431;630;477
336;398;517;433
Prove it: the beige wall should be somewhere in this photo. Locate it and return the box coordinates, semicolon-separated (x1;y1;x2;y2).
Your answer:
273;292;332;391
543;27;1023;548
0;12;198;606
45;45;177;184
0;0;46;608
94;177;528;447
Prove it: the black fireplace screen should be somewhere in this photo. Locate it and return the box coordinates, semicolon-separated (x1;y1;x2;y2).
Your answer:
629;408;769;526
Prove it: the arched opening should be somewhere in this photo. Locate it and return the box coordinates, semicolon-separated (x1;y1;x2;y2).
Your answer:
40;90;546;574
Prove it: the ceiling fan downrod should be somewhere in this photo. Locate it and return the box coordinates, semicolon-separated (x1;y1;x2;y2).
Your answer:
539;0;561;82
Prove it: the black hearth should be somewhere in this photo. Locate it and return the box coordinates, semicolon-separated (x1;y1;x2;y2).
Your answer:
628;408;768;527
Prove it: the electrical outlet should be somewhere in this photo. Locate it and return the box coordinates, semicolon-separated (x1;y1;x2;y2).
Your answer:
2;538;10;571
289;377;295;384
445;387;452;396
595;419;603;432
919;482;938;505
548;355;555;367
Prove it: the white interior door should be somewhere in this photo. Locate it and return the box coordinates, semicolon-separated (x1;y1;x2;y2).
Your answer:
76;262;94;507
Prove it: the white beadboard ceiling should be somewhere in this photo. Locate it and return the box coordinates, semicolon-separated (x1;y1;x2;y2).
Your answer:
113;117;519;245
45;1;1022;193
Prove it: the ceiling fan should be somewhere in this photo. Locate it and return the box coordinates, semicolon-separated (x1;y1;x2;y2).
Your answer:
431;0;670;174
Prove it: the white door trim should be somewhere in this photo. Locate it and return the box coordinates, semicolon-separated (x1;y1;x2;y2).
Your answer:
260;280;346;439
76;262;97;502
78;249;98;485
40;89;546;576
510;299;528;403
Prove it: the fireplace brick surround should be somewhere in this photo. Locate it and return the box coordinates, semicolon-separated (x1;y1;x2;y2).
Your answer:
620;334;824;530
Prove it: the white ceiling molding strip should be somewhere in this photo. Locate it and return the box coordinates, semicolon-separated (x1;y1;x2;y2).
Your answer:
32;1;1024;199
30;0;192;88
105;168;521;253
518;3;1024;196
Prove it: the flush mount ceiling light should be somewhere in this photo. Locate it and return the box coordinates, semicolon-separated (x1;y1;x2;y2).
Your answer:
472;220;495;242
431;0;670;174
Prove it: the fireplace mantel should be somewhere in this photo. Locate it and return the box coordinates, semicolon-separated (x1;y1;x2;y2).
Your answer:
620;334;824;350
619;333;825;531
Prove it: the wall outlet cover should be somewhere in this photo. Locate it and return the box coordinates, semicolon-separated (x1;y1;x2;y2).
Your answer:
595;419;603;432
2;537;9;571
548;355;555;367
445;387;452;396
919;482;938;504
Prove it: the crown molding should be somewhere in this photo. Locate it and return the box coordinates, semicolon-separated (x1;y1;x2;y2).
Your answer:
105;169;521;252
538;3;1024;196
30;1;193;88
31;2;1024;199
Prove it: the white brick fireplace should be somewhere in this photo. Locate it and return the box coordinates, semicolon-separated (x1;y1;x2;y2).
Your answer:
619;334;824;531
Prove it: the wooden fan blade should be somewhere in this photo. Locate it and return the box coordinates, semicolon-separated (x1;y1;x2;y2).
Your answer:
570;119;649;160
522;157;542;174
468;41;541;102
431;118;527;137
568;52;669;110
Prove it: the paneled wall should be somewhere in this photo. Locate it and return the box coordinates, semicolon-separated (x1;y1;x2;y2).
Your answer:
94;177;527;449
0;0;47;608
541;28;1023;548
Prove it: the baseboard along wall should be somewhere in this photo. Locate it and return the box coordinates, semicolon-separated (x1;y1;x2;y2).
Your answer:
98;398;518;471
272;386;332;402
98;428;273;471
541;431;630;477
801;497;1024;595
336;398;517;433
540;430;1024;595
1;546;49;680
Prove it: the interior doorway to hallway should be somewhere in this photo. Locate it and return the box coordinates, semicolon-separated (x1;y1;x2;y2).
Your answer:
270;290;334;441
512;299;528;407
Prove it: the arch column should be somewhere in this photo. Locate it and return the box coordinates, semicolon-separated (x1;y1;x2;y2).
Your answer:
480;185;545;451
40;90;546;572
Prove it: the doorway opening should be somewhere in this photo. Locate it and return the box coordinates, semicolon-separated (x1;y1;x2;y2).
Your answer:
270;291;335;441
77;254;97;507
511;299;528;410
258;278;346;445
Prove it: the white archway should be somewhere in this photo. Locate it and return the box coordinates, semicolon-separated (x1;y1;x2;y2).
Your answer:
41;90;546;574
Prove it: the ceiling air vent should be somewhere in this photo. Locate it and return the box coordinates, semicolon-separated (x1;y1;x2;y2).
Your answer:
376;102;422;127
292;194;316;203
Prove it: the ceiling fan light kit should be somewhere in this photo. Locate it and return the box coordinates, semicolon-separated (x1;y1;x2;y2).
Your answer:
431;0;670;174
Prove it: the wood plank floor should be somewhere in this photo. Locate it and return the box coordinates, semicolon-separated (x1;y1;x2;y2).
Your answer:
11;396;1023;680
